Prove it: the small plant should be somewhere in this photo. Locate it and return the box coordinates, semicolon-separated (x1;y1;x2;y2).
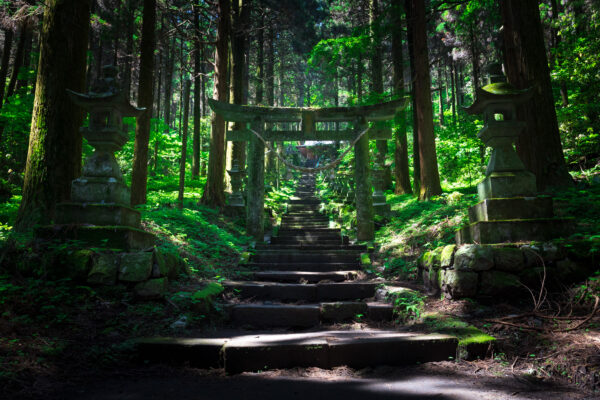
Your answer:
388;289;426;322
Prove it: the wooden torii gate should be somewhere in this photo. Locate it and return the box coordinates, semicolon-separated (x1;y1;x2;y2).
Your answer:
209;99;407;241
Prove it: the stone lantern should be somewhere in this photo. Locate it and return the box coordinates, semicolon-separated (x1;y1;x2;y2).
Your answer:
371;156;391;217
49;66;155;250
227;159;245;207
456;63;572;244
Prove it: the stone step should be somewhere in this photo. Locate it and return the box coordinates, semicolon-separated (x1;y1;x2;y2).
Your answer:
255;244;366;251
243;262;357;272
252;270;359;283
229;302;393;328
134;331;458;373
281;216;329;221
251;252;359;264
223;281;377;301
289;199;320;205
270;237;348;245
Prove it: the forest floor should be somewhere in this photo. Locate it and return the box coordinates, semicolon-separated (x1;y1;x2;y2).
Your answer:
1;177;600;399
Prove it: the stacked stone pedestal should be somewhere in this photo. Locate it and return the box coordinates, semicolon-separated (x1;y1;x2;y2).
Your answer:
456;195;573;245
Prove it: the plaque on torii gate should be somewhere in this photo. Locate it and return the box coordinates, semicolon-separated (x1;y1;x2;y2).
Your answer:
209;99;407;241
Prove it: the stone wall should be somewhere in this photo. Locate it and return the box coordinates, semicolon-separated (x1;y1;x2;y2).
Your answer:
420;240;597;299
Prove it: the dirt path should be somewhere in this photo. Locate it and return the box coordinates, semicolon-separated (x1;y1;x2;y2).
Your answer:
44;363;595;400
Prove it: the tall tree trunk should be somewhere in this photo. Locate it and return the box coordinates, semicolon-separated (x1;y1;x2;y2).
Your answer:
124;0;135;98
163;37;175;127
6;23;27;101
391;0;412;194
265;20;275;184
437;64;444;126
200;0;230;207
255;13;264;104
405;0;420;195
192;5;202;178
501;0;573;190
469;25;479;97
130;0;156;206
15;0;91;231
357;52;363;103
408;0;442;200
450;58;457;123
370;0;387;163
232;0;248;170
178;79;191;209
0;28;14;109
550;0;568;106
16;22;33;92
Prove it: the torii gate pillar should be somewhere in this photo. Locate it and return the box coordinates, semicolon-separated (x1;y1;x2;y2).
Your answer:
246;118;265;240
354;117;375;241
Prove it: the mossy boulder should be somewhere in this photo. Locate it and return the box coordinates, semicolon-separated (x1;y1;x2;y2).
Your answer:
480;270;520;296
65;249;95;281
492;246;525;272
87;254;119;285
422;266;441;295
440;245;456;268
441;270;478;298
454;244;494;271
118;252;153;282
134;277;168;299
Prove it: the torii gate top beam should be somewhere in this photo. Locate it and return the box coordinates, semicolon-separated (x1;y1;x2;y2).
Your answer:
208;98;408;142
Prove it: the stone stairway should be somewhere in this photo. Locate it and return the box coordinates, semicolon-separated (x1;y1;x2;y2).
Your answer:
135;174;458;373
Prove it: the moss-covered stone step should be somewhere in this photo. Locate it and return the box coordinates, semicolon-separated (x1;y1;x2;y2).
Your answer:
251;251;360;264
134;331;458;373
242;262;357;272
252;270;359;283
56;202;141;227
223;281;378;301
270;236;346;245
255;244;366;251
36;225;155;251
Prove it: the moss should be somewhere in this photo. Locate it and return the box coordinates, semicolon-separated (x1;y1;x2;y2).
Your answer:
360;252;371;266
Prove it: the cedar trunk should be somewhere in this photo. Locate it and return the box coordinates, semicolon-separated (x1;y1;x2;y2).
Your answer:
500;0;573;190
192;6;202;178
200;0;230;207
231;0;248;169
391;0;412;194
130;0;156;206
409;0;442;200
178;80;191;209
15;0;91;231
0;28;14;108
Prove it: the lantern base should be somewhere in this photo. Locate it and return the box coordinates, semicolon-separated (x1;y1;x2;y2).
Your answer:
56;202;141;228
455;218;574;245
477;171;536;201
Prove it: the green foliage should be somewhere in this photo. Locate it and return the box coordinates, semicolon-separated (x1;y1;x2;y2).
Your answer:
388;289;426;322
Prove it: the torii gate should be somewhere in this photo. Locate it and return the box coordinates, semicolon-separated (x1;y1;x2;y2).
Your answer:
209;99;407;241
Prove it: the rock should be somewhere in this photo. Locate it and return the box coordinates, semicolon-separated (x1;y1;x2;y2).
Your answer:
423;266;441;296
542;243;565;263
555;258;587;282
440;245;456;268
152;249;169;278
420;247;442;270
170;315;188;330
521;244;543;268
493;246;525;272
134;277;168;299
480;271;520;296
375;288;388;302
59;249;94;281
87;254;119;285
454;245;494;271
119;252;153;282
441;270;478;299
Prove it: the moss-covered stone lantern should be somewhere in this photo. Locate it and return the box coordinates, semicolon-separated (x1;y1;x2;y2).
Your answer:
456;63;572;244
48;65;155;251
227;159;246;207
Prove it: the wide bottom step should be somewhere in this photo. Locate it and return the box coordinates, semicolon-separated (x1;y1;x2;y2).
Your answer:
134;331;458;374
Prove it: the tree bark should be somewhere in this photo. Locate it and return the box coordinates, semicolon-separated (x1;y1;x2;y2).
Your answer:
192;5;202;178
405;0;420;195
255;12;264;104
15;0;91;231
130;0;156;206
6;23;27;100
501;0;573;190
178;79;191;209
231;0;248;170
0;28;14;109
16;22;33;92
391;0;412;195
408;0;442;200
370;0;387;163
200;0;230;207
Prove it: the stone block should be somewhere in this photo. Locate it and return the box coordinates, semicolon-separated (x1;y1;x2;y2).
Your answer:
477;171;536;201
440;245;456;268
454;245;494;271
468;197;554;223
119;252;153;282
135;277;168;299
468;218;574;244
56;203;141;228
36;225;155;251
479;271;520;296
87;254;119;285
64;249;94;281
520;244;543;268
423;266;441;295
455;226;471;245
71;177;130;204
320;302;368;322
492;246;525;272
441;270;478;299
